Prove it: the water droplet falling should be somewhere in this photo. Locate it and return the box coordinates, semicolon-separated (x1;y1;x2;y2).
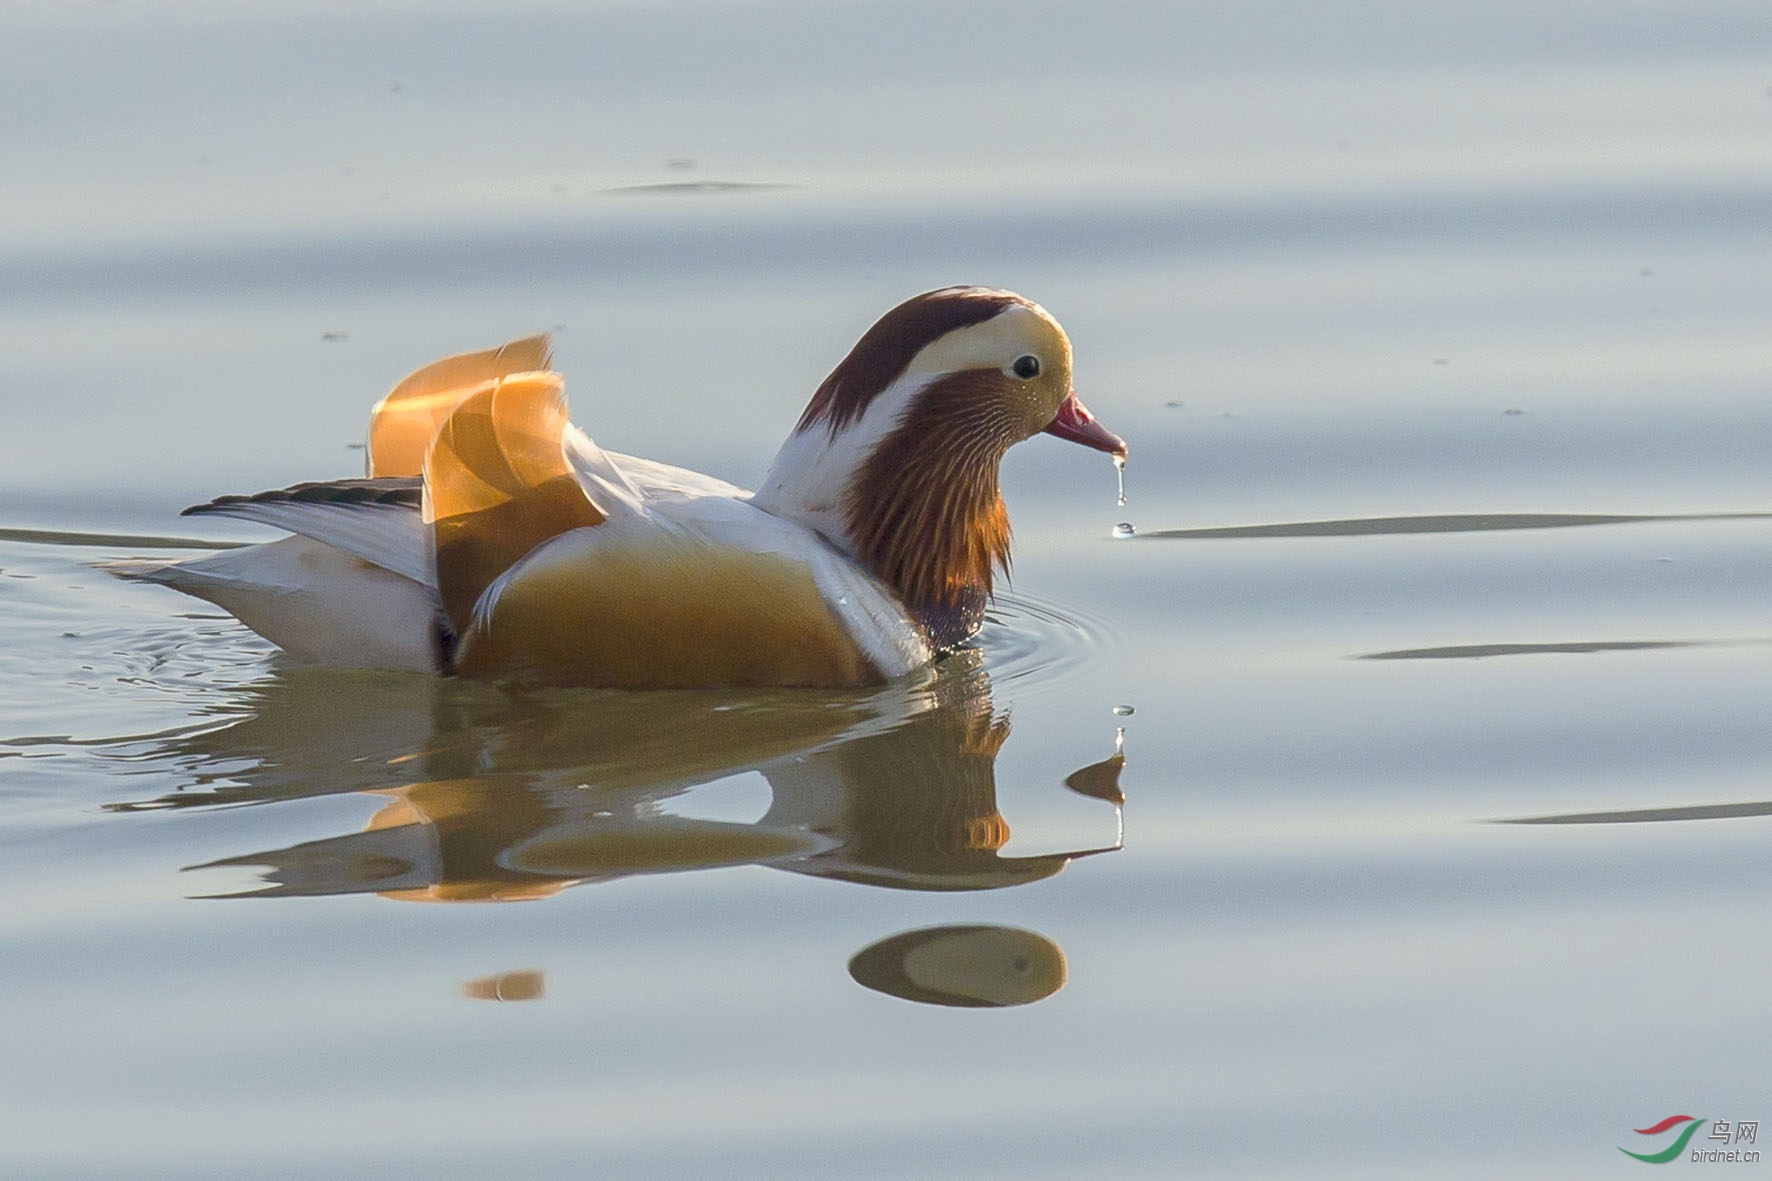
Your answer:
1112;705;1135;716
1112;453;1128;506
1112;522;1136;540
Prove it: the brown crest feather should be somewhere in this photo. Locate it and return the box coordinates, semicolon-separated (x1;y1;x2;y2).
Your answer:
797;288;1025;435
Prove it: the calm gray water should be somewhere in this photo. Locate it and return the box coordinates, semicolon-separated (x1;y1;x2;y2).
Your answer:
4;2;1772;1177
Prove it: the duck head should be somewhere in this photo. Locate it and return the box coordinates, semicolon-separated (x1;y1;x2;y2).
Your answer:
753;287;1125;650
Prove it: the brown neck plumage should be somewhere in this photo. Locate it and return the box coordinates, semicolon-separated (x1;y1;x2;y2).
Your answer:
843;369;1019;620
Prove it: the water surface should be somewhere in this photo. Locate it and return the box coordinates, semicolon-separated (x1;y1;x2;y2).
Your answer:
4;2;1772;1177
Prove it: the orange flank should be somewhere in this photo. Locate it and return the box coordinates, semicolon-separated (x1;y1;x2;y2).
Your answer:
455;537;881;688
366;334;552;478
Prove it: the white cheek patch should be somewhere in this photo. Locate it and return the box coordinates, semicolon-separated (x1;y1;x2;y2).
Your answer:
903;304;1057;380
753;369;927;544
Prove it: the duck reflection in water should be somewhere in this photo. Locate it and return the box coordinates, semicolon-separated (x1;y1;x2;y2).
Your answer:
122;650;1122;1006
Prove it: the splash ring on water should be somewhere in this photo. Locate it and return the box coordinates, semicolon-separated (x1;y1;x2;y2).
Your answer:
977;589;1120;696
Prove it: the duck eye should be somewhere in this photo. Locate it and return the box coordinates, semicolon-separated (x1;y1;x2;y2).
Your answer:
1012;354;1040;379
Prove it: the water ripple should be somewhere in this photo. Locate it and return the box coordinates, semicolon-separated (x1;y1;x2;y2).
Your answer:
1356;637;1772;661
1497;800;1772;825
0;526;239;550
1139;510;1772;540
977;589;1119;696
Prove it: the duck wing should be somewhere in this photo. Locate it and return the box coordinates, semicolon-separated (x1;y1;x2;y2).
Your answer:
181;477;431;586
422;371;607;636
